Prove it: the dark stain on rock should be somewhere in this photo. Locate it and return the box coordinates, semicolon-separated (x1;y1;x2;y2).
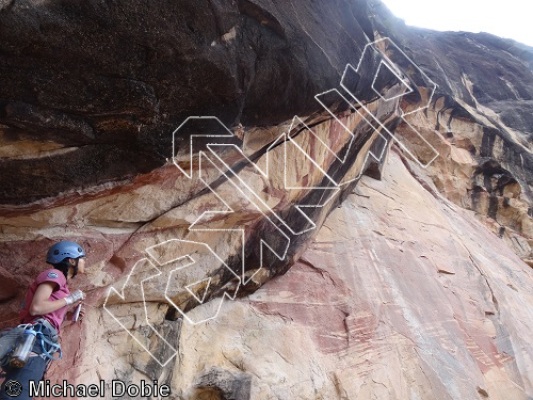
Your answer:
0;143;163;205
192;368;252;400
488;195;499;219
474;160;515;195
496;175;518;196
470;186;484;210
477;387;489;398
139;319;182;380
480;126;497;157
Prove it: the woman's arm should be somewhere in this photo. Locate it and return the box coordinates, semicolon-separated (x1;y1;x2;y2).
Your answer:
28;282;69;316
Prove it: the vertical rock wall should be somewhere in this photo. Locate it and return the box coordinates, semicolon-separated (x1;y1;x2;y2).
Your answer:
0;1;532;399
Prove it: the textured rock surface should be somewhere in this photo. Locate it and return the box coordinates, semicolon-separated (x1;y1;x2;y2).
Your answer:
64;151;533;399
368;0;533;264
0;0;376;205
0;0;532;399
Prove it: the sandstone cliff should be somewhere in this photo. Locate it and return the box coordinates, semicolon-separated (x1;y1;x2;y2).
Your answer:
0;0;532;399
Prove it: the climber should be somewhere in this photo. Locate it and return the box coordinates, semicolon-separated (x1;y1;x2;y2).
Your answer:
0;241;86;400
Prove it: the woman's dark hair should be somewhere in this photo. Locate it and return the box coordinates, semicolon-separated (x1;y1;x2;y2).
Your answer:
52;258;79;279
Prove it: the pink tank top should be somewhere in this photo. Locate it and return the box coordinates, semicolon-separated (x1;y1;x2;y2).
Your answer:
20;268;70;333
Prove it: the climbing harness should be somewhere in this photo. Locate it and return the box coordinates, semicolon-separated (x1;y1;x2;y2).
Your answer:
31;319;62;362
0;319;61;373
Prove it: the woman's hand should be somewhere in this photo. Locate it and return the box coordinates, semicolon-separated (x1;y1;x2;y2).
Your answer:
64;289;85;305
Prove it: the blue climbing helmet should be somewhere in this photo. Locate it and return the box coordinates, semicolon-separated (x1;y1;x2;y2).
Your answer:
46;241;85;265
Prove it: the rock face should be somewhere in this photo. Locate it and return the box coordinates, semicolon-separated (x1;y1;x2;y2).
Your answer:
368;0;533;265
0;0;375;205
158;151;532;399
0;0;532;399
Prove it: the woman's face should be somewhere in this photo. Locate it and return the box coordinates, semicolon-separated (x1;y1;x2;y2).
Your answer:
77;257;86;274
